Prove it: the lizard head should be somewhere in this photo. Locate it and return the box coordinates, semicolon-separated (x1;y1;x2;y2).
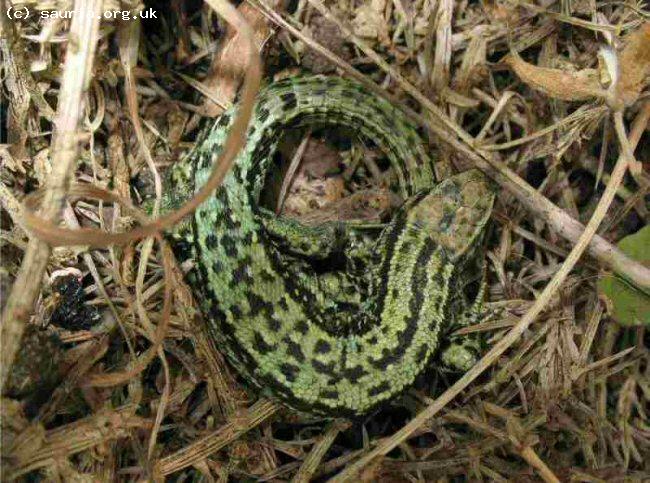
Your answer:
405;169;496;261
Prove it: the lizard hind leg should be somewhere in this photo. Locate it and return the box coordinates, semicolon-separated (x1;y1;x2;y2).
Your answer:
440;272;490;372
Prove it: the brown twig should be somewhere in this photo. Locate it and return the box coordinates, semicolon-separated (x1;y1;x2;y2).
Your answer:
155;399;280;476
7;404;150;479
292;420;351;483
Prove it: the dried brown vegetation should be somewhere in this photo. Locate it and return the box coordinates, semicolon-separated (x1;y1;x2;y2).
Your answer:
1;0;648;481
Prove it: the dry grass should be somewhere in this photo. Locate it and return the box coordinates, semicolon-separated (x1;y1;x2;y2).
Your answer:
1;0;649;481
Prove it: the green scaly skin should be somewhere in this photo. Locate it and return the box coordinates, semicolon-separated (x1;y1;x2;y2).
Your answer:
164;76;495;416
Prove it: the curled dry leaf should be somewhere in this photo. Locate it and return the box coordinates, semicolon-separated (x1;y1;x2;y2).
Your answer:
506;22;650;108
611;22;650;109
504;50;607;101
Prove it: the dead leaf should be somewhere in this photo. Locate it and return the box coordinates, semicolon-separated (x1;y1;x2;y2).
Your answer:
505;51;607;101
352;0;388;41
611;22;650;108
297;188;397;225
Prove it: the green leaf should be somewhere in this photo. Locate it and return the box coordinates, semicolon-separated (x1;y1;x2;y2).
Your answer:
597;225;650;326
